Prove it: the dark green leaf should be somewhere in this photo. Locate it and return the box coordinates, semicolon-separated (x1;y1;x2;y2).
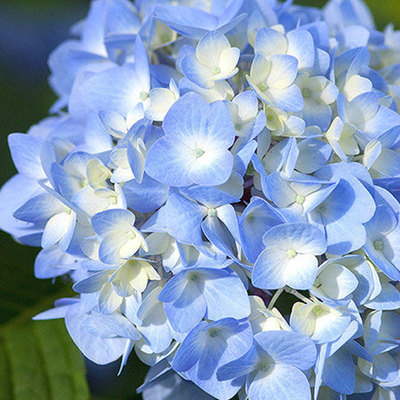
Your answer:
0;235;90;400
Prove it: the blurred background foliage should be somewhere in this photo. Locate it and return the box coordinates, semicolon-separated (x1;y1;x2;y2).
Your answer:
0;0;398;399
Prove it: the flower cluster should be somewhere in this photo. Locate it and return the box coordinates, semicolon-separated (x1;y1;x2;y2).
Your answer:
1;0;400;399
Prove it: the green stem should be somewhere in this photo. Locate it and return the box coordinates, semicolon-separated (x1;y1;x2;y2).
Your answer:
285;288;312;304
268;288;284;310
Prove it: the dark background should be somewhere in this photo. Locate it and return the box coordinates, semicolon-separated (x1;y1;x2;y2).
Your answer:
0;1;398;399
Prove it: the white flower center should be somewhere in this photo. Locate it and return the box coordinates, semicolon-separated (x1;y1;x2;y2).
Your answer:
208;208;217;217
140;91;149;101
287;249;297;258
296;195;305;205
193;148;205;158
258;82;268;92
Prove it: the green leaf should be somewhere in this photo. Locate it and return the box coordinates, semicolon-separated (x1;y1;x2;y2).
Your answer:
0;233;90;400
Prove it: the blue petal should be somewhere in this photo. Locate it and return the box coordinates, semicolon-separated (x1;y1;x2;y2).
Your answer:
248;364;311;400
123;174;169;213
181;54;214;89
267;84;304;113
202;214;237;259
145;136;195;187
184;318;253;400
8;134;46;180
65;303;126;365
172;321;208;372
286;28;315;71
239;197;284;263
163;92;235;148
296;138;332;174
69;65;148;120
202;268;250;321
321;347;355;395
254;330;317;370
217;345;258;381
253;247;287;289
166;192;205;246
164;275;207;333
14;192;64;223
137;286;175;353
158;269;191;303
92;209;135;237
86;309;141;341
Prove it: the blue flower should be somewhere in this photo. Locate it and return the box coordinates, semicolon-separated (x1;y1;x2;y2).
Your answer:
217;330;317;400
172;318;253;399
154;1;245;39
253;222;327;290
247;54;303;112
310;164;376;255
3;0;400;397
181;31;240;89
91;209;148;265
146;92;236;187
363;187;400;281
159;266;250;332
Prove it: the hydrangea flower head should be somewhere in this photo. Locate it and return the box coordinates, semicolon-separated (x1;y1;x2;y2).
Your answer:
2;0;400;399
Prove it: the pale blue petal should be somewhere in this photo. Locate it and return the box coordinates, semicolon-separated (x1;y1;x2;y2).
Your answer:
364;280;400;310
296;138;332;174
166;192;205;246
50;163;81;201
181;184;238;209
302;99;332;131
254;28;287;57
248;364;311;400
206;100;236;148
287;29;315;71
98;231;128;265
137;288;174;353
262;223;327;255
164;278;207;333
217;345;258;381
73;271;110;293
0;174;42;244
267;84;304;113
145;136;195;187
172;322;207;372
162;92;209;143
34;246;74;279
134;36;150;86
283;254;318;290
14;192;64;223
123;174;169;213
266;172;297;208
202;215;237;258
186;319;253;400
85;310;141;341
92;209;135;237
181;55;214;89
239;197;284;262
158;270;190;303
155;6;217;38
202;268;250;321
252;247;287;290
189;148;234;186
69;65;146;121
65;303;126;365
322;347;356;395
254;330;317;370
8;134;46;180
234;140;258;176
